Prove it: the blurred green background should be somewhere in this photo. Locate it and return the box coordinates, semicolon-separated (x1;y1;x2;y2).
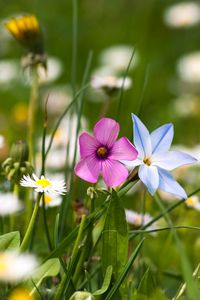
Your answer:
1;0;200;146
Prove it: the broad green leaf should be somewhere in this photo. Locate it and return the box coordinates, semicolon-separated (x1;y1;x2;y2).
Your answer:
105;238;144;300
0;231;20;250
27;258;60;295
102;190;128;280
93;265;113;296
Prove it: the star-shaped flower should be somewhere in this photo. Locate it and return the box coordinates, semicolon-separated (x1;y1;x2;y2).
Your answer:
124;114;197;198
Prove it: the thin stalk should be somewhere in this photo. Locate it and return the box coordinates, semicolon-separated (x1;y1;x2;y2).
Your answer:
53;215;87;300
27;67;39;164
71;0;78;97
20;193;41;252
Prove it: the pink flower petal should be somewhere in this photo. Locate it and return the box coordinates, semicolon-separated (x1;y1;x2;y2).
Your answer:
79;133;100;159
109;137;138;160
94;118;119;148
75;155;101;183
102;159;128;187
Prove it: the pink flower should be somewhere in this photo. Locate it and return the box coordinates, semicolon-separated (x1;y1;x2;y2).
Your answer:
75;118;138;187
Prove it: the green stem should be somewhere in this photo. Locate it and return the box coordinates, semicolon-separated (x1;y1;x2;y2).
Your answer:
20;193;41;252
53;215;87;300
27;67;38;165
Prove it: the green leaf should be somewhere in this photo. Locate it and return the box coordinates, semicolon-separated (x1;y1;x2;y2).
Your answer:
27;258;60;295
102;190;128;280
105;238;145;300
0;231;20;250
93;265;113;296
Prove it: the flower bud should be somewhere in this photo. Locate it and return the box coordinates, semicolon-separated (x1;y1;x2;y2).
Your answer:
69;291;95;300
2;141;33;183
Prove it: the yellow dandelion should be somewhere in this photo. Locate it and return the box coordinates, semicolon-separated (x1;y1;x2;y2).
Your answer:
5;15;42;53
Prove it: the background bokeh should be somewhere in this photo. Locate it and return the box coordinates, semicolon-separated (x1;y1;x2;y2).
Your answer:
0;2;200;298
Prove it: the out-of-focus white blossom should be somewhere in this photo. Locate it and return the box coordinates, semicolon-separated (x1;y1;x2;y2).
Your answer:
125;209;157;234
38;57;63;84
91;75;132;91
0;193;23;216
42;85;72;115
0;251;38;282
0;59;19;86
164;2;200;28
173;94;199;117
185;196;200;210
177;52;200;83
99;45;139;72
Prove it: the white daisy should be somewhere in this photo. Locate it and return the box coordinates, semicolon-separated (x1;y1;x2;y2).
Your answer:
0;193;23;216
0;251;38;282
163;2;200;28
185;196;200;211
20;173;67;196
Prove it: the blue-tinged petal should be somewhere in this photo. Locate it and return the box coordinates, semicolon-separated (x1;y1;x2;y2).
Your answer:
132;114;152;158
138;165;159;195
158;168;187;199
121;158;142;170
152;151;197;171
150;124;174;154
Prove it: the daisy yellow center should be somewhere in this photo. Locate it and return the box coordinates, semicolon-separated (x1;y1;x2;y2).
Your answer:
44;195;53;204
143;157;151;166
97;146;108;158
36;178;52;188
8;288;34;300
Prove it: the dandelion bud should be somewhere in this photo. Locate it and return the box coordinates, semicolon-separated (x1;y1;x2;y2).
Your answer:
5;14;46;70
2;141;33;183
69;291;95;300
10;140;29;163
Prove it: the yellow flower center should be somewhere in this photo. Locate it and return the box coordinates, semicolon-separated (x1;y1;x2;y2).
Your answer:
97;146;108;158
8;288;34;300
143;157;151;166
186;197;197;207
0;254;7;273
36;178;52;188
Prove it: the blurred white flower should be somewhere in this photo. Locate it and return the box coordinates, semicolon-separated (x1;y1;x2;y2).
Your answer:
0;251;38;282
177;52;200;83
23;56;63;86
0;59;19;86
40;194;62;208
99;45;139;72
125;209;157;234
20;173;67;196
164;2;200;28
42;85;72;115
0;135;5;148
91;75;132;91
185;196;200;210
173;94;199;117
38;57;63;84
0;193;23;216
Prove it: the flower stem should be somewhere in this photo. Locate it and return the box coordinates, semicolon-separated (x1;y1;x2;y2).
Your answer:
27;66;39;165
53;215;87;300
20;193;41;252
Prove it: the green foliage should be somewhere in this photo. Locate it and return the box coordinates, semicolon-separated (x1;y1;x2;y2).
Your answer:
0;231;20;250
26;258;60;295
